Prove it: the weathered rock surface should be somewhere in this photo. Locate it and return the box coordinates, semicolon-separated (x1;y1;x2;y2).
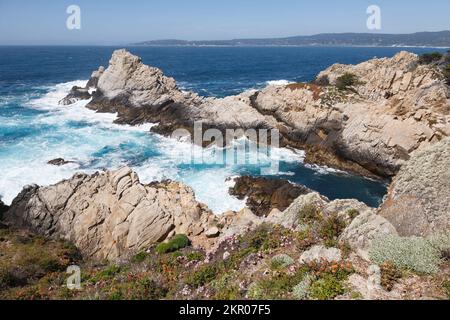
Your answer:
229;176;311;216
379;137;450;237
299;245;342;264
70;49;450;177
5;167;215;260
339;210;398;261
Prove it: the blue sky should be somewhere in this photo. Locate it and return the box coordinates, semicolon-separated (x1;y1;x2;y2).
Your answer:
0;0;449;45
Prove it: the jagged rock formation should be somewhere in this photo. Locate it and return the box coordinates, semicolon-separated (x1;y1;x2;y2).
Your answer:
5;167;216;260
379;137;450;237
228;176;311;216
59;67;104;105
62;49;450;177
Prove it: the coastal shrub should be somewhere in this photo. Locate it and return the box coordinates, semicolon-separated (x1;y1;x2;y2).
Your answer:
247;282;264;300
335;73;361;91
308;274;345;300
211;274;240;300
253;267;310;300
443;280;450;300
292;274;315;300
186;251;205;262
380;261;402;291
444;64;450;85
418;52;443;64
319;214;347;247
131;251;148;263
270;254;295;270
297;203;320;224
369;234;450;274
90;265;123;283
347;209;360;220
155;234;190;254
185;265;218;288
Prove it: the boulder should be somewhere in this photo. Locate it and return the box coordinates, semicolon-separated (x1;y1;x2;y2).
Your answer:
229;176;311;216
339;211;397;261
379;137;450;237
299;245;342;264
5;167;215;261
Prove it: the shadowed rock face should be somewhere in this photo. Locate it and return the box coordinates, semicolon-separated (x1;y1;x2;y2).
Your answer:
5;167;216;261
67;49;450;178
379;137;450;237
0;199;8;221
229;176;311;216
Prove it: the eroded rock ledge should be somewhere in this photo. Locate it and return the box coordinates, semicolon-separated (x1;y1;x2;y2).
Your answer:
62;49;450;178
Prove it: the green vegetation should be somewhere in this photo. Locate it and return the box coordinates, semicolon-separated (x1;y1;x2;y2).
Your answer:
292;274;315;300
297;203;320;224
335;73;362;91
270;254;295;270
155;234;190;254
319;214;347;248
369;234;450;274
379;261;402;291
443;280;450;300
186;251;205;262
131;251;149;263
418;52;443;64
186;265;219;288
347;209;360;220
444;64;450;85
309;273;346;300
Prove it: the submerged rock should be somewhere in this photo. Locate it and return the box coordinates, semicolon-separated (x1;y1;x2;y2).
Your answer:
229;176;311;216
59;66;105;105
47;158;75;166
59;86;91;105
379;137;450;237
5;167;215;260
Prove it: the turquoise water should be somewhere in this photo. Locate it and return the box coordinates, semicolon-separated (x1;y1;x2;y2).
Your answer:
1;46;443;212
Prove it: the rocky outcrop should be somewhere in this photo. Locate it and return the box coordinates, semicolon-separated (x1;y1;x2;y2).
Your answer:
228;176;311;216
47;158;76;166
70;49;450;178
379;137;450;237
59;67;104;105
339;210;398;260
5;167;216;261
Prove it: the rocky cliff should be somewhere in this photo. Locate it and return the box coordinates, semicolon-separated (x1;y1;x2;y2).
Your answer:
64;49;450;178
379;137;450;237
4;167;216;260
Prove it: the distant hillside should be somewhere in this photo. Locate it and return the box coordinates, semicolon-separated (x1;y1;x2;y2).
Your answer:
133;31;450;47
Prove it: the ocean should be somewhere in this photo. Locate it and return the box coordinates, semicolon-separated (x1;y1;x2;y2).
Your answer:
0;46;445;213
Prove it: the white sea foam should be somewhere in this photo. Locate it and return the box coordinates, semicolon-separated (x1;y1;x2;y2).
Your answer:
266;79;294;86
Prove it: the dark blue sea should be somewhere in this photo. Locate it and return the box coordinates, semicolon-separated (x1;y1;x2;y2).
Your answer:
1;46;446;212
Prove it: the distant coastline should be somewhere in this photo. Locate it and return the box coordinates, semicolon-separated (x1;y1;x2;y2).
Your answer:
132;31;450;48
